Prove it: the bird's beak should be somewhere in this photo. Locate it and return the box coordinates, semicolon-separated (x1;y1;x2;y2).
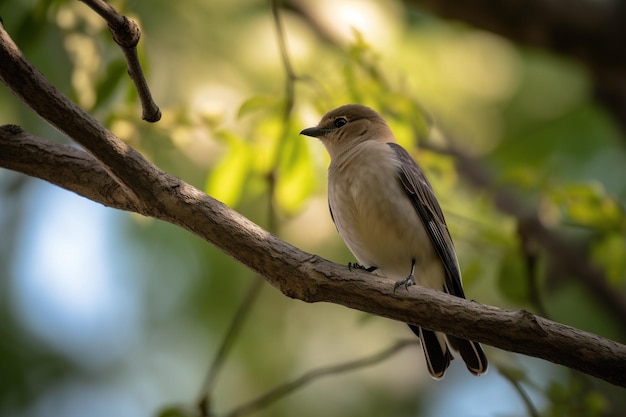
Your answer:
300;126;327;138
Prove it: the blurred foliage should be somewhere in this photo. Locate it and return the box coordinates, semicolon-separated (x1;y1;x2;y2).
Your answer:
545;377;609;417
1;1;626;417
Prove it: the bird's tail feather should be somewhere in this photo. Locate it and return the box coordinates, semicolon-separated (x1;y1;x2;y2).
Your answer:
408;325;488;378
447;335;488;376
408;324;452;379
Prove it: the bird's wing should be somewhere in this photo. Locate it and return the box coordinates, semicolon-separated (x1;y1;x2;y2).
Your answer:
388;142;465;298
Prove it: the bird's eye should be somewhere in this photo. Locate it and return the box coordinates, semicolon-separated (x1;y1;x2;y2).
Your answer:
333;117;348;128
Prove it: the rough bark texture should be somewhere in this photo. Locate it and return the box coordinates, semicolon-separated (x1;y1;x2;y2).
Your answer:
1;13;626;388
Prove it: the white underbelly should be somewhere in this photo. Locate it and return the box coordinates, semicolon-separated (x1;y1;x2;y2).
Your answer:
328;144;445;290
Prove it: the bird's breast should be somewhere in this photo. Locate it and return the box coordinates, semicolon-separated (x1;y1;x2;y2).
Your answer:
328;142;442;288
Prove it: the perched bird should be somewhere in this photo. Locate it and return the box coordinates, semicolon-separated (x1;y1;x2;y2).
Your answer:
300;104;487;379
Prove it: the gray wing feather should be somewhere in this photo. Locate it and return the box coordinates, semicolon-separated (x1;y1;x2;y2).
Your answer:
389;143;488;376
387;142;465;298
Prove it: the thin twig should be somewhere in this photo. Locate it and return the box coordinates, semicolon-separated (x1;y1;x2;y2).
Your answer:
79;0;161;122
270;0;297;117
197;278;265;416
267;0;299;232
518;222;549;318
221;339;418;417
401;0;626;134
499;367;541;417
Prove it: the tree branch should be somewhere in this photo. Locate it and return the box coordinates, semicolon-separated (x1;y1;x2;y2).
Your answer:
79;0;161;122
0;125;139;211
2;11;626;388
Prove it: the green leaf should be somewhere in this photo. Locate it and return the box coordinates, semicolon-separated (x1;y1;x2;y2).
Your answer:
237;95;280;119
204;131;251;207
551;182;626;231
275;127;315;212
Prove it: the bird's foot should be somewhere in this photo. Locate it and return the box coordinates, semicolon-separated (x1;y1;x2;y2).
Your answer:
348;262;377;273
393;257;416;292
393;275;416;292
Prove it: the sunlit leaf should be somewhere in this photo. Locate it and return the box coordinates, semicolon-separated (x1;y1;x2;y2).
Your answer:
250;115;283;174
204;131;251;207
550;182;626;231
238;95;281;119
276;153;315;213
275;125;316;212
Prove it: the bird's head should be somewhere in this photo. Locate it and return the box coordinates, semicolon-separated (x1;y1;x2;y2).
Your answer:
300;104;393;159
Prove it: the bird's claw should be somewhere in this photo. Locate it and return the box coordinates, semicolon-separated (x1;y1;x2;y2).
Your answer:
349;262;377;273
348;262;365;271
394;275;416;292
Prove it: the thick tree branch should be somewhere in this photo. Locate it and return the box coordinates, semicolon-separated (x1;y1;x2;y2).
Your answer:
1;127;626;387
79;0;161;122
0;125;139;210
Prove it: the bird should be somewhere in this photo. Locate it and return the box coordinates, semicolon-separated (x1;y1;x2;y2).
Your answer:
300;104;488;379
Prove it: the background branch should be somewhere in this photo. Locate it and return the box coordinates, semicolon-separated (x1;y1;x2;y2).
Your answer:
499;367;541;417
79;0;161;122
422;139;626;333
197;279;265;417
222;340;418;417
401;0;626;133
